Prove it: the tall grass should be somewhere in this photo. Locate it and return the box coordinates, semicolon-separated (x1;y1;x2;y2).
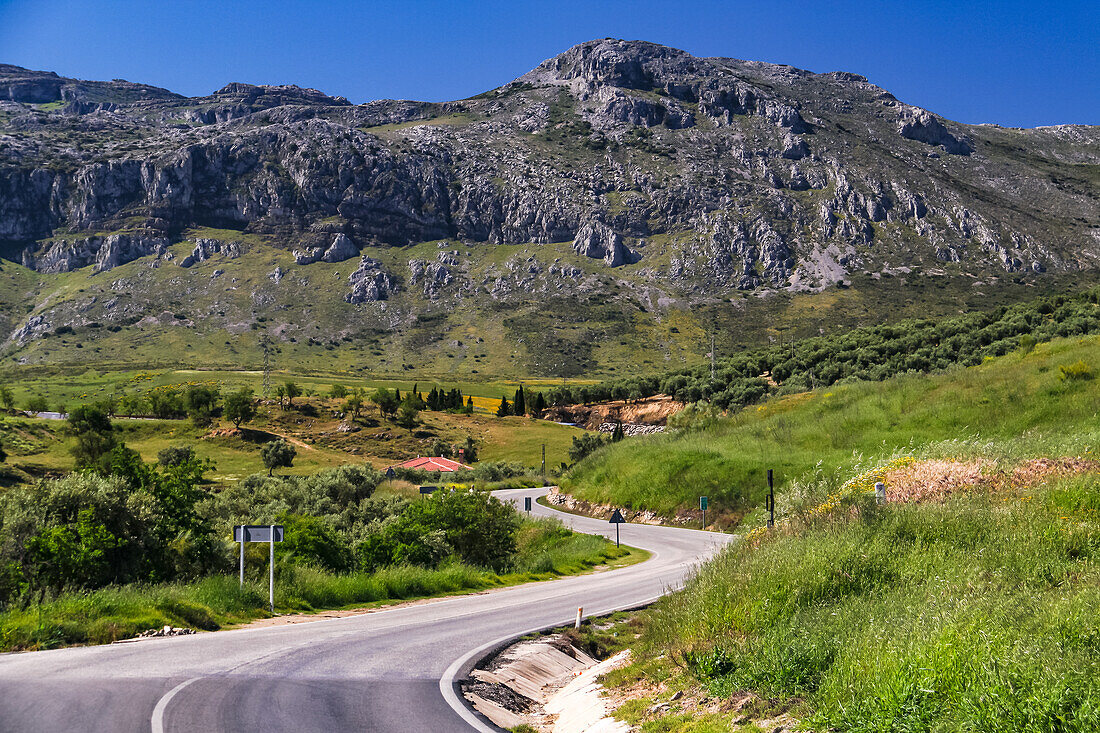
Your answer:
566;336;1100;517
641;471;1100;732
0;517;629;651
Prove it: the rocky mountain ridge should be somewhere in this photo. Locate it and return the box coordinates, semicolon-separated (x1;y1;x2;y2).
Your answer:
0;39;1097;376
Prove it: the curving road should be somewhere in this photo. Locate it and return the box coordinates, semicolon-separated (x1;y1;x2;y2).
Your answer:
0;488;733;733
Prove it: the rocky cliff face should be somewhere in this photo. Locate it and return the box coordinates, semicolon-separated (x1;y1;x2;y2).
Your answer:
1;39;1098;374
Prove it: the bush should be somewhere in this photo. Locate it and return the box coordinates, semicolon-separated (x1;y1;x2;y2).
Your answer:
569;432;609;463
1059;359;1093;381
277;513;352;572
356;490;518;571
157;445;195;467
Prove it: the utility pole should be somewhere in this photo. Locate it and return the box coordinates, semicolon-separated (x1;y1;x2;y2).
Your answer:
766;469;775;528
261;335;272;397
709;329;716;380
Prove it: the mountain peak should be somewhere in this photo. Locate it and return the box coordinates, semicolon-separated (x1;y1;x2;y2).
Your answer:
521;38;700;90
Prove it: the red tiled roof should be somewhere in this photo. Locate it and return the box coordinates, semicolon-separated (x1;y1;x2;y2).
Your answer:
391;456;473;472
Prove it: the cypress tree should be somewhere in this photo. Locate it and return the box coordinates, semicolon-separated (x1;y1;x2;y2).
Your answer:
612;422;625;442
514;386;526;416
496;396;511;417
466;396;475;414
532;392;546;414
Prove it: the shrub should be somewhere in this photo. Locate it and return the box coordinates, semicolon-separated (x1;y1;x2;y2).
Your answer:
157;445;195;467
277;513;352;572
1059;360;1093;381
569;432;609;463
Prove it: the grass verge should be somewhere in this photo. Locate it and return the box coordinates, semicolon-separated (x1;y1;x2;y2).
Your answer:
0;517;645;651
615;457;1100;732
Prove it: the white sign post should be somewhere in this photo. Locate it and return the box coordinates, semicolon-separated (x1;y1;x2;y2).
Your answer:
234;525;285;613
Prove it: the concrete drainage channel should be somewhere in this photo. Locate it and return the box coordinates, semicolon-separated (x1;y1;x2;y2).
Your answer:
461;630;632;733
442;603;655;732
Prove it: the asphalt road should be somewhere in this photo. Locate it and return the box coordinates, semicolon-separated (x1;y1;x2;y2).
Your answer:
0;488;734;733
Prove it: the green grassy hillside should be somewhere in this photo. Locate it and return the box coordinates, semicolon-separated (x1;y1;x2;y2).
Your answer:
597;337;1100;731
565;335;1100;520
621;463;1100;732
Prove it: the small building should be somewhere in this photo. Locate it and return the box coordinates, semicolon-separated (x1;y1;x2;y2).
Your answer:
389;456;473;472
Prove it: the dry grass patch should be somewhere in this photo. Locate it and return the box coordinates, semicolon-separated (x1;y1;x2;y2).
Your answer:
884;457;1100;504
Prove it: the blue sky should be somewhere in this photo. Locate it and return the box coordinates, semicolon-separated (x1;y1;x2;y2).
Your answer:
0;0;1096;127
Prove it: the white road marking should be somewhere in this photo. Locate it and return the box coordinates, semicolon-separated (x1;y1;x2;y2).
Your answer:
151;676;200;733
439;594;663;731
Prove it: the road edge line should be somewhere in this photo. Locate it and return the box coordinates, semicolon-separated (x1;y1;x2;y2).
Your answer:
151;676;200;733
438;597;662;732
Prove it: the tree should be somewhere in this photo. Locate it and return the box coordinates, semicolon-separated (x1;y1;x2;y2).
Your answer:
612;422;625;442
0;385;14;412
330;384;348;399
461;435;478;463
371;388;399;418
396;400;420;429
118;392;146;417
496;396;511;417
569;432;609;464
223;387;256;429
261;438;296;476
284;381;301;408
0;439;6;464
531;391;546;415
513;386;526;416
24;395;48;413
465;396;475;414
345;394;363;418
274;384;287;409
184;385;219;427
67;403;118;472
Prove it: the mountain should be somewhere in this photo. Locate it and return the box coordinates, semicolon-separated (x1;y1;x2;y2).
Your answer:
0;39;1097;377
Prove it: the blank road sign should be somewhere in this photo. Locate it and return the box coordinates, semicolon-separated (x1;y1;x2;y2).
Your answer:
234;525;285;542
699;496;708;511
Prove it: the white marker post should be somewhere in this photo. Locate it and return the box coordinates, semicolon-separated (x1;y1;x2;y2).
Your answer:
239;526;245;586
269;524;275;613
575;606;583;630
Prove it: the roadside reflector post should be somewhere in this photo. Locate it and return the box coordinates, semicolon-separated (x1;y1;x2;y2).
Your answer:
875;481;886;504
766;469;775;528
524;496;532;514
575;607;583;630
